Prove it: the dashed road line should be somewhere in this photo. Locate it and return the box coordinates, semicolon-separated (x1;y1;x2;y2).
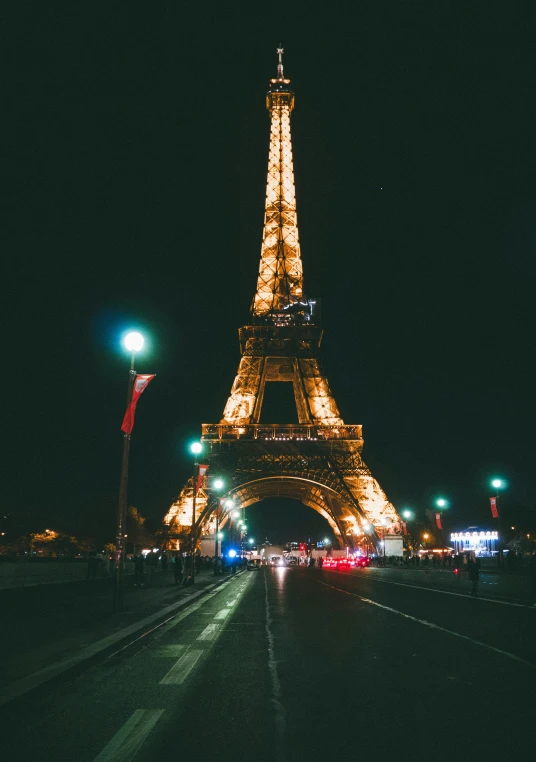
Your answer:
214;608;231;620
160;649;204;685
197;624;218;642
93;708;164;762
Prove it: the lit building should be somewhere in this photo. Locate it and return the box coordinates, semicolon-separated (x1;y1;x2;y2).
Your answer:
450;527;499;557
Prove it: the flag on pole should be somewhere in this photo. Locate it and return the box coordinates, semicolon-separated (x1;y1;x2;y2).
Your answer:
121;374;155;434
490;496;499;518
195;465;209;494
402;521;408;536
435;512;443;529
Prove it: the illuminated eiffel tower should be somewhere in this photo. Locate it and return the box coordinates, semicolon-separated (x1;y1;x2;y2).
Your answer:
164;50;402;552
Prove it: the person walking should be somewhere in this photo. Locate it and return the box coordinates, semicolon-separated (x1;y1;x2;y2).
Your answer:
161;552;168;573
467;552;481;596
145;550;158;585
134;553;145;587
172;552;183;586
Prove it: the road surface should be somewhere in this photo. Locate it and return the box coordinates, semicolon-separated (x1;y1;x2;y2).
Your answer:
2;566;534;760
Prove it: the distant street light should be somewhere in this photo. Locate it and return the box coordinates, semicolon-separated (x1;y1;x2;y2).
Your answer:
402;509;414;520
435;498;448;509
114;329;146;613
423;533;429;540
213;478;224;490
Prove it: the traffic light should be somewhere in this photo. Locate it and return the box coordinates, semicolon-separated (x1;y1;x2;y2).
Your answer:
299;544;305;551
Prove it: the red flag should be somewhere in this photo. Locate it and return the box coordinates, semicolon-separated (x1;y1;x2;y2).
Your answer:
402;521;408;536
121;374;155;434
435;512;443;529
490;496;499;518
195;465;209;494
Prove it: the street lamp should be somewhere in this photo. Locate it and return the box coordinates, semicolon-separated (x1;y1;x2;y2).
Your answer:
490;477;506;566
402;509;414;520
189;442;203;583
114;330;145;613
212;483;226;562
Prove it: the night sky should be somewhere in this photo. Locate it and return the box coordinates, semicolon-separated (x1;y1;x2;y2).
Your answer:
4;4;536;540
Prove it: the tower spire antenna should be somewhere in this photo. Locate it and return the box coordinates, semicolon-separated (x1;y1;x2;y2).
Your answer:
276;44;284;80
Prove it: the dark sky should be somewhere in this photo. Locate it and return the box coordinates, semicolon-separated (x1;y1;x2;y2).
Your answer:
4;3;536;537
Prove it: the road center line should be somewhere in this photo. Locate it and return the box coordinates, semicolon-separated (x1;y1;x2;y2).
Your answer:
315;579;536;669
93;708;164;762
197;623;218;641
332;571;532;609
160;650;203;685
264;571;286;762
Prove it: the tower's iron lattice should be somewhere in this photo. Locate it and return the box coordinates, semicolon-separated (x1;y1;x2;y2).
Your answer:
164;50;403;552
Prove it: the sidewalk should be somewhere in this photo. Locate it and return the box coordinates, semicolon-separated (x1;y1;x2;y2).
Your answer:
0;566;237;706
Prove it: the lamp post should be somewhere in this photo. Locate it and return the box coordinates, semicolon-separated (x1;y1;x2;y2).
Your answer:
491;478;505;567
190;442;203;584
114;330;144;613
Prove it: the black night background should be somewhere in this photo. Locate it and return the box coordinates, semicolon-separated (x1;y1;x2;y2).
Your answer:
3;3;536;545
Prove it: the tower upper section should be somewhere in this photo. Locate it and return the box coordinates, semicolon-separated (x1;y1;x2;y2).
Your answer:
252;48;304;319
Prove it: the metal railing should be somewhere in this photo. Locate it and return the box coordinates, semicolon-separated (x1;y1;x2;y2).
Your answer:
201;424;363;441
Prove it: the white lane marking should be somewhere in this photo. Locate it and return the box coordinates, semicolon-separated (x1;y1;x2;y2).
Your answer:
152;645;185;658
214;608;231;620
336;570;533;609
93;708;164;762
163;602;203;631
197;624;218;641
264;571;286;761
159;650;203;685
316;580;536;669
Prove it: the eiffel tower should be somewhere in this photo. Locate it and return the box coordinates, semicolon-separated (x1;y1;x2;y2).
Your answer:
164;50;402;553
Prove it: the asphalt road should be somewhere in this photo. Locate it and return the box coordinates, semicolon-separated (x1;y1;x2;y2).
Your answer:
3;567;535;761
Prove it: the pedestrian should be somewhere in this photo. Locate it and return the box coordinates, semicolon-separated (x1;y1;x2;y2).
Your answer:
318;557;323;569
134;553;145;587
467;552;481;596
529;551;536;606
161;552;168;573
172;552;183;586
145;550;158;585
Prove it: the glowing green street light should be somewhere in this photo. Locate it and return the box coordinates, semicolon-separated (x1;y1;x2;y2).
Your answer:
491;478;504;490
435;498;448;509
190;442;202;455
114;328;149;613
213;478;224;490
224;499;235;509
232;510;240;518
402;509;414;520
248;538;255;545
124;331;145;353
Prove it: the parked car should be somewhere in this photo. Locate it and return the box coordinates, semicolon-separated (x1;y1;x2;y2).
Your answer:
247;558;262;570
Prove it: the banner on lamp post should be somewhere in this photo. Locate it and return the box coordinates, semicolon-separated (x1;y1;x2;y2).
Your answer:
490;496;499;518
195;465;209;494
435;512;443;530
120;374;155;435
